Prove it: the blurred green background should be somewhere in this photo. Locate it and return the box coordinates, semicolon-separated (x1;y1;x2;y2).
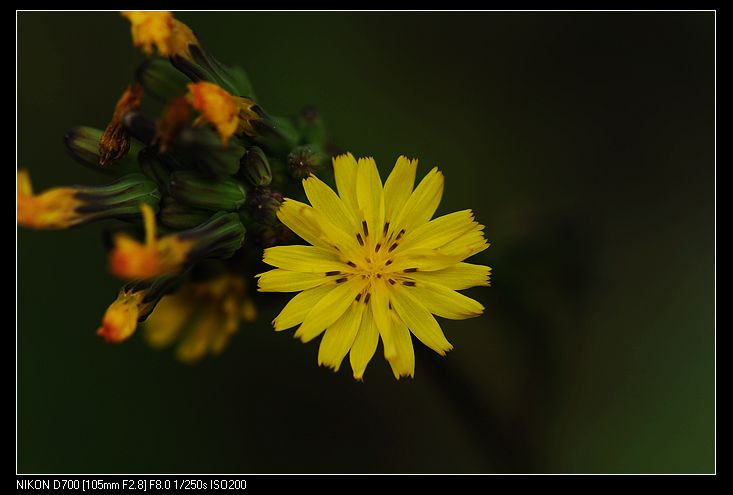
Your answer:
17;12;714;473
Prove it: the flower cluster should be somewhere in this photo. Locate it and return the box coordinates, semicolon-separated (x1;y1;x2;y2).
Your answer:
18;12;491;378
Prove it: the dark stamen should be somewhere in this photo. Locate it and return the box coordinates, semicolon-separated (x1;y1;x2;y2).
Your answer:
396;229;405;240
402;281;416;287
385;260;393;266
388;279;396;285
403;268;418;273
335;277;348;284
356;233;364;246
355;293;362;302
375;243;381;252
388;301;393;310
376;273;382;278
388;243;399;252
383;222;390;236
364;293;371;304
325;271;341;276
362;220;369;237
347;261;356;267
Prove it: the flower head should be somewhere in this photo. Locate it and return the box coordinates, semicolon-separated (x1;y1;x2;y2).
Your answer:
17;170;159;230
17;169;84;229
186;82;258;143
97;288;145;343
109;203;245;280
144;273;257;363
96;275;183;343
121;11;198;59
258;154;491;380
109;202;194;279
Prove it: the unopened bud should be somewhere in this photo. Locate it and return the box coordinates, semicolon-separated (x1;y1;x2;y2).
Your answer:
169;171;247;212
65;126;140;172
175;126;245;177
287;145;327;181
239;146;272;186
178;211;246;263
245;186;283;223
158;195;213;230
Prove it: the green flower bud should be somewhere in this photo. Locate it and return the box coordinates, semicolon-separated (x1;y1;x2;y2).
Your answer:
65;126;141;173
74;173;161;223
178;211;246;263
158;195;213;230
174;126;245;177
169;171;247;212
136;58;190;102
239;146;272;187
287;145;328;181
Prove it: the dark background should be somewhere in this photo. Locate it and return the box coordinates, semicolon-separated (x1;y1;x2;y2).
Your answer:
17;12;715;473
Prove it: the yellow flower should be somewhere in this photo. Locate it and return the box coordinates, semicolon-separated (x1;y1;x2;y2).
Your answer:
17;169;84;229
258;154;491;380
109;203;193;280
144;274;257;363
96;288;146;343
186;82;258;143
121;11;198;59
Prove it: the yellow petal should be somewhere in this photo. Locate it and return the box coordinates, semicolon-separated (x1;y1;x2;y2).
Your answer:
411;282;484;320
386;314;415;379
390;286;453;355
276;199;333;249
256;269;327;292
437;224;490;260
332;153;359;215
389;248;465;272
302;175;357;235
392;167;444;234
277;198;362;261
295;277;366;343
17;169;33;196
272;284;336;331
318;302;365;371
407;262;491;290
355;157;385;245
396;209;476;252
369;279;394;358
349;303;379;380
263;245;347;272
383;156;417;226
